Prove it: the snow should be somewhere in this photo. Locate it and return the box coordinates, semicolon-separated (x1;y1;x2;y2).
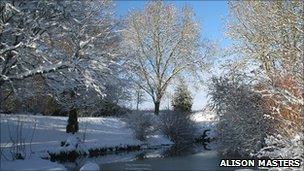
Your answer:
146;134;173;147
0;158;66;171
0;111;217;170
8;62;71;81
0;114;142;159
191;110;218;138
60;135;81;151
0;112;216;154
79;162;100;171
0;114;143;170
257;133;304;170
63;150;145;170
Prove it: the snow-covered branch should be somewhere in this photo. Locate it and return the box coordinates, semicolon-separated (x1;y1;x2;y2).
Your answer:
5;62;71;81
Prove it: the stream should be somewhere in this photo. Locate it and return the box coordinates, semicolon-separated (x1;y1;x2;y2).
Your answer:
61;143;256;171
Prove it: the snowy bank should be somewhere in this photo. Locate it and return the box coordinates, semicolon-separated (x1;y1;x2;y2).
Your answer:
0;111;216;170
79;162;100;171
0;114;143;160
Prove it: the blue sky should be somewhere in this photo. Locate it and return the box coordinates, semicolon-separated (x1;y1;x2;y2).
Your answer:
115;1;230;110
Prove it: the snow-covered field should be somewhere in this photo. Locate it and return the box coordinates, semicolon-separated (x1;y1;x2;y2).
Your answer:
0;111;216;170
0;114;143;156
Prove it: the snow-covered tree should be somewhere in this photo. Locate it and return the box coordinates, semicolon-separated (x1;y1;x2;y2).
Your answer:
227;1;303;80
171;81;193;113
226;1;303;160
0;0;124;134
102;74;132;107
38;0;121;111
209;74;270;156
121;1;206;115
0;1;121;114
0;1;69;109
227;1;303;110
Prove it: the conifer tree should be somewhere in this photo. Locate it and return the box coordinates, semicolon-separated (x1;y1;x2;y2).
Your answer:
171;82;193;113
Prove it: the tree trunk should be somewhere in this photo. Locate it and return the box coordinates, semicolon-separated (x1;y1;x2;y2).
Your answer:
136;101;139;111
136;92;139;110
154;101;160;115
66;109;79;134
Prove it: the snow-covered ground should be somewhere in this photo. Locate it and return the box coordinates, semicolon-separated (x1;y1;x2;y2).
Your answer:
79;162;100;171
191;109;218;138
0;114;143;157
0;111;217;170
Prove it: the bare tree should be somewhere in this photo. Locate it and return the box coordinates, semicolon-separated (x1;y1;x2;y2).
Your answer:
121;1;206;114
133;84;145;111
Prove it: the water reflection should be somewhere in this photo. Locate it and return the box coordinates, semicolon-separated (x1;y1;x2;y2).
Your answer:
135;152;146;160
162;144;195;157
134;142;212;160
61;142;212;170
102;149;225;171
124;163;152;171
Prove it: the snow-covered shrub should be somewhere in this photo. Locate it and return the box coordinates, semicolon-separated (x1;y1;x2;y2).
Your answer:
61;136;81;150
159;111;197;145
254;74;304;169
125;111;156;141
257;133;304;159
171;81;193;113
257;133;304;170
255;73;303;138
209;76;270;156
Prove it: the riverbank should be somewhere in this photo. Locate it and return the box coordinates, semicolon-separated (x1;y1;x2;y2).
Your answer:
0;111;216;170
